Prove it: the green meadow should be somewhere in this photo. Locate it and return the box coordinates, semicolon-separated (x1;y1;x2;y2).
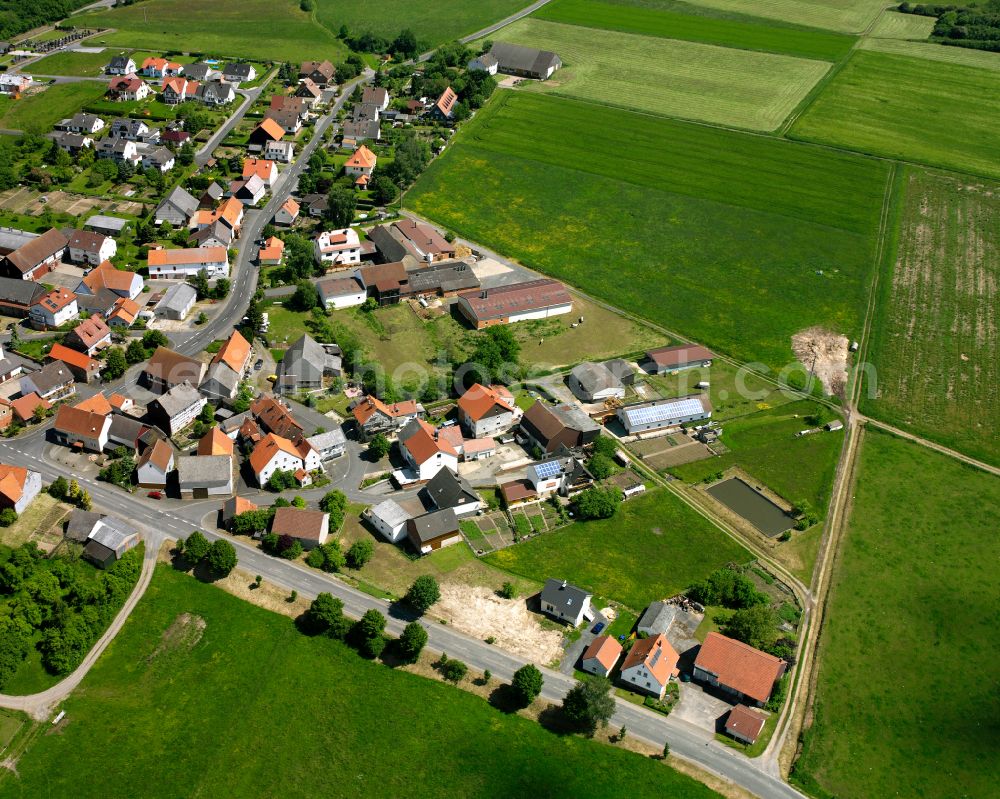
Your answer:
0;566;721;799
791;51;1000;180
0;82;107;132
485;488;750;611
408;92;890;368
534;0;857;60
678;0;888;33
492;18;829;131
793;429;1000;798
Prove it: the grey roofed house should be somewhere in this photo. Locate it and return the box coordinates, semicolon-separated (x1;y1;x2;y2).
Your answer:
57;113;102;132
76;287;119;316
421;467;479;512
341;118;380;143
407;507;458;546
196;81;235;104
0;275;47;310
49;132;91;152
569;361;623;401
361;86;389;108
177;455;232;489
223;61;255;80
23;361;73;398
541;578;591;618
201;360;240;399
64;509;105;543
352;102;380;122
84;515;139;567
219;410;251;436
0;228;37;255
85;214;129;236
107;413;148;450
301;193;328;217
151;381;203;419
154;282;197;319
306;428;346;459
201;181;225;205
367;224;410;263
96;138;136;159
637;600;680;637
275;334;341;393
406;261;480;295
603;358;636;386
107;55;133;72
189;220;233;248
155;185;199;226
489;42;562;79
184;62;211;81
143;146;175;169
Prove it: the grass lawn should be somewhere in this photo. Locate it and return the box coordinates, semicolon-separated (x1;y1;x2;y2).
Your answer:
0;564;723;799
484;488;751;611
493;18;829;131
28;48;149;77
790;51;1000;180
680;0;888;33
0;493;66;550
792;429;1000;799
408;92;890;369
670;399;844;511
316;0;528;47
858;34;1000;71
336;506;539;599
867;9;936;39
0;82;108;133
862;168;1000;466
80;0;346;62
534;0;857;60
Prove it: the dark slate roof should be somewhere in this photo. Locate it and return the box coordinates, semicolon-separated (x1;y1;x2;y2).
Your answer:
489;42;561;75
65;509;104;542
422;467;478;512
407;508;458;545
0;276;47;306
541;578;591;616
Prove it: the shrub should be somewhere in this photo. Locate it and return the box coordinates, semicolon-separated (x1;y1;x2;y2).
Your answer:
498;581;516;599
441;658;468;684
204;539;237;577
405;575;440;613
0;508;16;527
397;621;427;662
346;539;373;569
510;664;543;707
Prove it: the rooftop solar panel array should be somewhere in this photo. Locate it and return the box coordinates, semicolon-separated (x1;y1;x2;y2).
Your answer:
624;397;705;427
533;460;563;479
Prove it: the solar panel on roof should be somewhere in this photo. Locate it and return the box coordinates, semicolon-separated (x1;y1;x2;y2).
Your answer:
534;460;563;479
625;398;704;426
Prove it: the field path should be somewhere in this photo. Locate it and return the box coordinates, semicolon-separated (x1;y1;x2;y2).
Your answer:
0;537;158;721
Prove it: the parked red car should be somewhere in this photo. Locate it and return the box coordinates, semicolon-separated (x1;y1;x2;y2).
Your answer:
147;491;162;499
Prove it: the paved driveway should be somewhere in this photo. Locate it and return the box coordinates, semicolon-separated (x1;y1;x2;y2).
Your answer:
672;681;732;737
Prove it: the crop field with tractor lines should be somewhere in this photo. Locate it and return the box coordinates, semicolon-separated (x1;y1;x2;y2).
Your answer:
407;92;890;369
862;168;1000;466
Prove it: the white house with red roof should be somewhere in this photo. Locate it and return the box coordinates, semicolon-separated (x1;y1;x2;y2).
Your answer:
457;383;517;438
313;228;361;266
397;419;459;482
344;145;377;182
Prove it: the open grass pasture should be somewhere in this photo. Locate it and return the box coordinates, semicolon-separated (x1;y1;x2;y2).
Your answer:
81;0;344;62
792;429;1000;799
858;35;1000;70
315;0;528;47
534;0;857;60
493;18;829;131
862;169;1000;465
0;565;722;799
30;49;162;77
868;9;935;39
679;0;888;33
0;82;107;132
670;399;844;512
484;488;751;611
407;93;890;368
790;51;1000;180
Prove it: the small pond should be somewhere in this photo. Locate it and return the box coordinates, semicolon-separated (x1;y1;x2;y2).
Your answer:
707;478;794;537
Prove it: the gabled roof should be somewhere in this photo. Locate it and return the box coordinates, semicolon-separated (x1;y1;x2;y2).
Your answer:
258;236;285;261
48;342;97;373
571;362;621;395
212;329;251;374
11;393;49;422
279;197;299;217
69;314;111;349
242;157;275;181
695;632;784;705
422;467;479;511
344;145;376;170
407;508;458;544
620;633;678;685
53;403;109;438
144;346;205;385
177;454;232;488
82;260;140;294
0;276;46;307
74;392;112;415
137;438;174;472
541;578;591;616
489;42;561;75
0;464;31;504
157;186;199;217
109;297;140;325
581;635;623;672
399;419;458;465
458;278;571;322
147;246;227;266
34;287;76;315
458;383;514;422
26;361;73;394
150;381;203;418
726;704;768;742
646;344;715;368
435;86;457;117
249;432;301;474
271;505;328;540
197;426;235;456
351;395;418;426
251;395;304;440
253;118;285;141
66;229;110;254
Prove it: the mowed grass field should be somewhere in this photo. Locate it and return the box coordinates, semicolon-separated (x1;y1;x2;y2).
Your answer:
484;488;751;611
315;0;529;46
493;18;829;131
0;566;722;799
81;0;345;62
679;0;888;33
790;51;1000;180
408;92;890;368
670;400;844;512
0;82;107;132
793;430;1000;799
858;35;1000;71
534;0;857;60
862;169;1000;466
30;49;162;77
